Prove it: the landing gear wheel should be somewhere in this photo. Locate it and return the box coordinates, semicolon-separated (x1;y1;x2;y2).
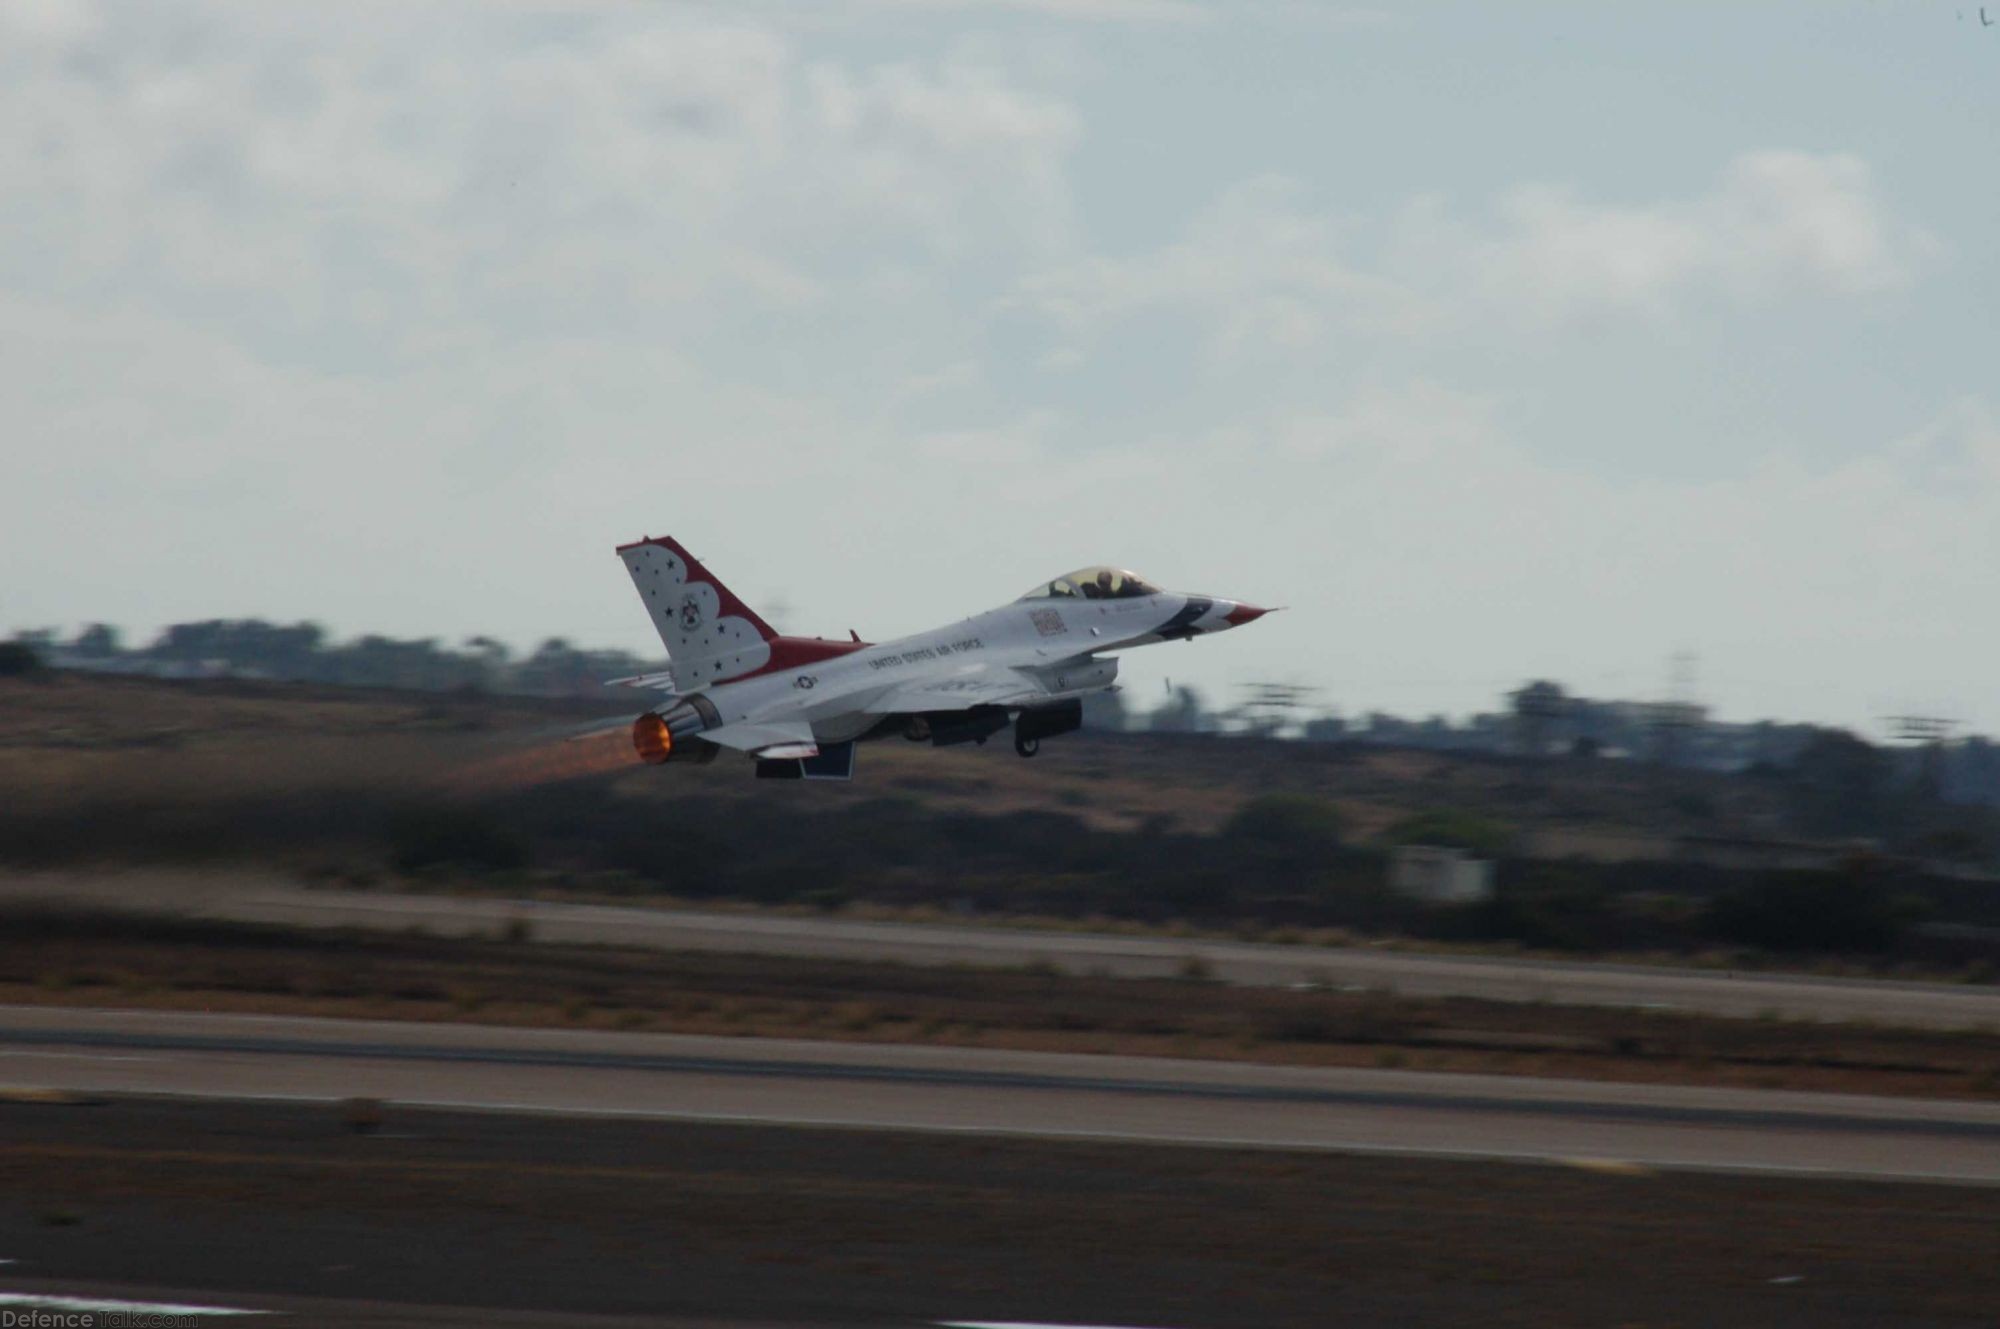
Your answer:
1014;734;1040;758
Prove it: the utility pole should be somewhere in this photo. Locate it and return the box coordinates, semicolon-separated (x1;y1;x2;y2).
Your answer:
1648;650;1703;767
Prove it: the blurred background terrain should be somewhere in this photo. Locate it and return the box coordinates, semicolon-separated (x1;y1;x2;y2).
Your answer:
5;638;1999;970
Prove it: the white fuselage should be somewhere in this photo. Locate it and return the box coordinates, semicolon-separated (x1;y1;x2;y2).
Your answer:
692;590;1238;742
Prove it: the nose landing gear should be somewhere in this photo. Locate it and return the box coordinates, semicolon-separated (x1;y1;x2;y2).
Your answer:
1014;734;1040;758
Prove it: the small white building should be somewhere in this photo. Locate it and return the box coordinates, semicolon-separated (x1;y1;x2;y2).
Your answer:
1389;845;1495;905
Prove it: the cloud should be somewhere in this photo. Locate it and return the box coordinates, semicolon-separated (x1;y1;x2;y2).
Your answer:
1016;151;1935;368
1887;395;2000;495
860;0;1208;21
1440;150;1935;326
0;0;99;44
1013;175;1428;362
0;1;1103;645
0;2;1079;374
854;0;1401;28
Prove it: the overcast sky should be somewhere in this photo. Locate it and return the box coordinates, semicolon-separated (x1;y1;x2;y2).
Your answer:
4;1;1995;733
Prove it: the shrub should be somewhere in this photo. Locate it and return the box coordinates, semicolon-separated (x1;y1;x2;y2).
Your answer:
1223;794;1344;851
0;641;43;676
1384;809;1516;856
1705;866;1924;954
386;804;530;874
1446;866;1618;951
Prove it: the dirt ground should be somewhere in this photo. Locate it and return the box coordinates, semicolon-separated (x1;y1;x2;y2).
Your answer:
0;1095;1995;1328
3;907;1997;1102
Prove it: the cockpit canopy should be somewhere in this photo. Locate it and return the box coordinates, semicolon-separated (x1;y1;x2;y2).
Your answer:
1017;567;1162;602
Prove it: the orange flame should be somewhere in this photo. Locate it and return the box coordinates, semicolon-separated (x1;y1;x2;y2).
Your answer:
446;728;641;796
633;712;673;764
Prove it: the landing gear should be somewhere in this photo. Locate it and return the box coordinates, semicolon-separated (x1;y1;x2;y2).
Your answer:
1011;698;1080;759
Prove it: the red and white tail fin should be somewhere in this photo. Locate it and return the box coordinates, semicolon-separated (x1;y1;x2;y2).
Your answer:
617;536;779;689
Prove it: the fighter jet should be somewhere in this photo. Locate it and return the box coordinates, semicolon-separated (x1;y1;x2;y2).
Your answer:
610;535;1273;780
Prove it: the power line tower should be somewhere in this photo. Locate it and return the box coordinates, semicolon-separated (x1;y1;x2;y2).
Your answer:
1234;681;1319;739
1887;713;1957;798
1508;679;1568;757
1648;650;1704;767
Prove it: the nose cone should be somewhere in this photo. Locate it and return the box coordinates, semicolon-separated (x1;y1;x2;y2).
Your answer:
1222;602;1271;627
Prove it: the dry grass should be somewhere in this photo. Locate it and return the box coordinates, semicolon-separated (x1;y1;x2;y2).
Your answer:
0;671;1800;849
1;906;1994;1102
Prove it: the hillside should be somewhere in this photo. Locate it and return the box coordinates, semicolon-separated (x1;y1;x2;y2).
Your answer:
5;673;1995;966
2;671;1793;843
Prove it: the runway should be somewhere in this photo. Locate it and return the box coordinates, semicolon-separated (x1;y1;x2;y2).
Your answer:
10;872;2000;1029
215;884;2000;1028
0;1282;835;1328
2;1004;1996;1183
7;1094;1996;1329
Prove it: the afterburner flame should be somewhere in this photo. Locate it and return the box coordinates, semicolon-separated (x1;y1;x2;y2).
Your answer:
632;712;673;765
447;728;640;796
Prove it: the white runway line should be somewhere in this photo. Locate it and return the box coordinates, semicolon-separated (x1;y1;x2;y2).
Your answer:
940;1322;1180;1329
40;1084;1997;1188
0;1292;269;1316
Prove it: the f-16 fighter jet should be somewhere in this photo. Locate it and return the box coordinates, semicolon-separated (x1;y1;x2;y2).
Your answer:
611;535;1273;780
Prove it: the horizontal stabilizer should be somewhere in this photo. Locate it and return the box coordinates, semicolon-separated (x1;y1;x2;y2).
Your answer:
699;720;818;757
603;670;679;691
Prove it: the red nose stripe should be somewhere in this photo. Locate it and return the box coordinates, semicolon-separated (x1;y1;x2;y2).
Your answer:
1224;603;1269;626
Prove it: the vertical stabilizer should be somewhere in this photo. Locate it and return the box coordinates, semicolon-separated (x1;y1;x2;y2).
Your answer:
617;536;778;688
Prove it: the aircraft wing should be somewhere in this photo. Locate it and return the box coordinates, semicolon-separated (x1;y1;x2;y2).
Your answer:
858;663;1048;714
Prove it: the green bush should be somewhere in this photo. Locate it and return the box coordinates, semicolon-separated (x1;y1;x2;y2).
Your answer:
1384;809;1516;855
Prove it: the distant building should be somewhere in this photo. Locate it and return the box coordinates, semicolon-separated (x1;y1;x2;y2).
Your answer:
1389;845;1495;904
48;652;236;680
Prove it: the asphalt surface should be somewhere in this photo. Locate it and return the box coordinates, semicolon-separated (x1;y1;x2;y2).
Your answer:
215;885;2000;1028
2;1004;1996;1183
11;873;2000;1028
1;1282;746;1328
8;1098;1997;1328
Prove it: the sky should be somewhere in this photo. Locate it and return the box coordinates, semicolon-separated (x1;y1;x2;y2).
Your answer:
3;1;1996;735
